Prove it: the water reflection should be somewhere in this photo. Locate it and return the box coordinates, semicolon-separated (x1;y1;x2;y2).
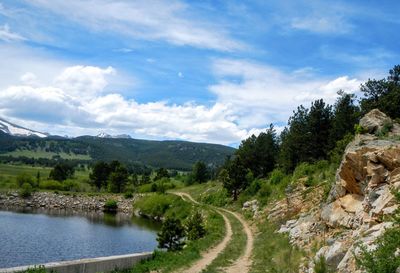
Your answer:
0;208;160;268
0;206;160;231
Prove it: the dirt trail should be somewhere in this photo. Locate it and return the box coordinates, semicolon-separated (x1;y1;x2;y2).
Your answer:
221;209;254;273
173;192;254;273
173;192;233;273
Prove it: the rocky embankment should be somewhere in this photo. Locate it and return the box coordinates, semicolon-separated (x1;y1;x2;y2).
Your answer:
267;109;400;272
0;191;136;213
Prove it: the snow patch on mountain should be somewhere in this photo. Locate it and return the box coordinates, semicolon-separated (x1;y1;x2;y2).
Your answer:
0;118;48;138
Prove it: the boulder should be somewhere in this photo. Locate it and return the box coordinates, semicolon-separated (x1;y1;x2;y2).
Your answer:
359;109;392;134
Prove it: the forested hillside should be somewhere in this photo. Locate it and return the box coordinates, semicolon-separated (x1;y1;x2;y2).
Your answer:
0;132;235;171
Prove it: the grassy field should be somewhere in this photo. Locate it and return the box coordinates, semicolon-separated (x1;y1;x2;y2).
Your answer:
3;149;91;160
0;163;90;190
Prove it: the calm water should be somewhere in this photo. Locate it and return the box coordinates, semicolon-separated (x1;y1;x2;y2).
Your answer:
0;208;160;268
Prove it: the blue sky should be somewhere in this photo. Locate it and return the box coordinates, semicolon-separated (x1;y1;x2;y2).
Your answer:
0;0;399;145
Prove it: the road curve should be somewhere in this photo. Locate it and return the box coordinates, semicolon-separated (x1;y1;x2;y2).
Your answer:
172;192;254;273
173;192;233;273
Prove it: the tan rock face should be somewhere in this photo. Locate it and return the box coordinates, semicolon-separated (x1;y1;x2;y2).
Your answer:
359;108;392;134
277;110;400;273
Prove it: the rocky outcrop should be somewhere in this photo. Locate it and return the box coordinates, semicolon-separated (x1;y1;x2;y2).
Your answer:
0;191;136;213
277;110;400;273
359;109;392;134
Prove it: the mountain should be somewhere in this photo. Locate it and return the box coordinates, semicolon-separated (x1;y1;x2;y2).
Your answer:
0;118;235;170
0;118;48;138
97;132;132;139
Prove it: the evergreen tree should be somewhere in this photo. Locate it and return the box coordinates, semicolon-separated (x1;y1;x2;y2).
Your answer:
154;167;170;181
185;210;206;240
157;217;185;251
308;99;333;160
108;165;129;193
279;105;310;172
49;163;75;182
329;91;360;147
360;65;400;118
89;161;111;189
192;161;209;183
223;156;248;200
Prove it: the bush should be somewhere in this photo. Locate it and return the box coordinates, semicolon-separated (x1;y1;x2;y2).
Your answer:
269;169;286;185
134;194;190;220
157;217;185;251
39;180;64;191
376;120;393;137
19;183;33;198
124;191;134;199
200;188;229;207
354;124;368;134
104;199;118;212
16;173;36;188
356;228;400;272
185;210;206;240
314;255;330;273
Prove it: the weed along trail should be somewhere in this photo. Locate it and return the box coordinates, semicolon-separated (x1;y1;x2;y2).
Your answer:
173;192;254;273
220;209;254;273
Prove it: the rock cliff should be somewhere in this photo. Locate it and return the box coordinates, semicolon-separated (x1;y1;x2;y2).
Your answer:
276;109;400;272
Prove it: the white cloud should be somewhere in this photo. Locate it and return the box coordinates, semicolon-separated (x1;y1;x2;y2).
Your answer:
291;16;352;34
28;0;244;51
0;64;249;144
209;59;362;128
54;66;115;99
0;24;25;42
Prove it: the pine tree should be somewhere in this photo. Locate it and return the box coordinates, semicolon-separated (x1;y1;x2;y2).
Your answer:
186;210;206;240
157;217;185;251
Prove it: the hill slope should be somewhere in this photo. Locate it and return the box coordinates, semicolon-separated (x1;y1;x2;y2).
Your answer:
0;131;235;170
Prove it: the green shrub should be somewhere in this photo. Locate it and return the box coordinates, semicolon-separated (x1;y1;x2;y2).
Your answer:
19;183;33;198
104;199;118;212
314;255;330;273
354;124;368;134
19;266;49;273
39;180;64;191
269;169;286;185
157;217;185;251
258;182;272;202
376;120;393;137
134;194;190;220
16;173;36;188
200;188;229;207
124;191;134;199
185;210;206;241
138;183;153;193
356;228;400;272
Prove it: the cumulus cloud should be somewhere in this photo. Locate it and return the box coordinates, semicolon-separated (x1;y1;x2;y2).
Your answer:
28;0;244;51
209;59;362;128
0;58;363;145
0;65;248;144
0;24;25;42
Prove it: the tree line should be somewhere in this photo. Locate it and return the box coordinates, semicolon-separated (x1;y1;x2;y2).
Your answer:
219;65;400;200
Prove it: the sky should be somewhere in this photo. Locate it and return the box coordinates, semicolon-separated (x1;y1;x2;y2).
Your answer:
0;0;399;146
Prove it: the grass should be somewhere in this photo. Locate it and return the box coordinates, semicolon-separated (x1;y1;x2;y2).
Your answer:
202;212;246;273
116;206;226;273
3;149;91;160
250;221;304;273
0;163;91;191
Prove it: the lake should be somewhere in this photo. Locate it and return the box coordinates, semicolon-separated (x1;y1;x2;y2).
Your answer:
0;208;160;268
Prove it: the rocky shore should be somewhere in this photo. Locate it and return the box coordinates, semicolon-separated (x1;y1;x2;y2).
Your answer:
0;191;136;213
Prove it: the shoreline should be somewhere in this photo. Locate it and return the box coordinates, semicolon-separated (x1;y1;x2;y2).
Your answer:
0;191;136;214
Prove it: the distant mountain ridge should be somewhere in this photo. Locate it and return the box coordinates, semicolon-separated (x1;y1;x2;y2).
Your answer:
0;118;48;138
0;117;235;170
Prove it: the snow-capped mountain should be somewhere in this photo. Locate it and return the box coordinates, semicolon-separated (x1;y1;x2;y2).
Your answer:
97;132;132;139
0;118;48;138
